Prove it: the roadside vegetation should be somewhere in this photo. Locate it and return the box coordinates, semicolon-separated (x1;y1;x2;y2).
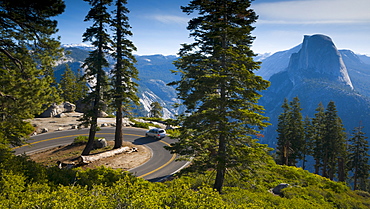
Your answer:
1;145;370;208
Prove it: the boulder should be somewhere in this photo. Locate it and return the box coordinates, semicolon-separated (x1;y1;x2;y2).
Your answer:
98;111;108;118
101;123;109;127
39;102;76;118
272;183;289;195
41;128;48;133
40;103;64;118
63;102;76;112
93;138;107;149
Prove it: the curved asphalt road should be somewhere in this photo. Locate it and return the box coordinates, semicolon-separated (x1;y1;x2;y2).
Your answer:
13;127;188;182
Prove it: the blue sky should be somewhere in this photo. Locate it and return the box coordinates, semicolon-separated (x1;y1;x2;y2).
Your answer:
55;0;370;56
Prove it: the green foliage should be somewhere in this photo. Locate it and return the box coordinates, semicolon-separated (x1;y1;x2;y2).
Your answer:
75;166;132;188
72;135;89;144
0;0;65;146
166;128;181;138
80;0;113;155
347;125;370;190
109;0;139;149
276;97;305;166
132;121;150;129
139;117;165;122
1;145;370;208
59;65;88;103
149;101;163;118
168;0;270;193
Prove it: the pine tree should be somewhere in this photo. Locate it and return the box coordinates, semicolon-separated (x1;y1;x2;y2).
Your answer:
347;125;369;190
276;99;292;165
59;65;89;104
289;97;305;164
150;102;163;118
167;0;270;193
302;115;314;170
312;102;326;174
276;97;304;166
0;0;65;146
110;0;139;149
60;65;77;103
323;101;347;180
80;0;112;156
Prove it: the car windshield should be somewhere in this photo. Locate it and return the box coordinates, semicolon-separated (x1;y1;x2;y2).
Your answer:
159;130;164;133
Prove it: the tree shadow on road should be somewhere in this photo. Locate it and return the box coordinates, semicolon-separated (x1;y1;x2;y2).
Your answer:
132;137;160;146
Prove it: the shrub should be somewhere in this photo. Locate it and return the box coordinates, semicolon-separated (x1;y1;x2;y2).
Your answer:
138;117;164;122
166;128;180;138
72;136;88;144
132;121;150;129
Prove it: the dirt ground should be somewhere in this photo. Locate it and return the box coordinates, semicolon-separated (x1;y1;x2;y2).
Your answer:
28;114;152;170
28;112;118;134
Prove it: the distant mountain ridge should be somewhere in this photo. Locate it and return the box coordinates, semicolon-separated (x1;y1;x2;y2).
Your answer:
55;36;370;145
55;46;181;118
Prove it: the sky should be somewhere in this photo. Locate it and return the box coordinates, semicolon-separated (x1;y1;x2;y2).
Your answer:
55;0;370;56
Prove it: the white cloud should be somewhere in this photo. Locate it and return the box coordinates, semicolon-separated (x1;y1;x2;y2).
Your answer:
252;0;370;24
151;15;189;25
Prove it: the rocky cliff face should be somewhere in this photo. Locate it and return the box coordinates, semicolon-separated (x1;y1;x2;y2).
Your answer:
287;34;353;89
259;34;370;150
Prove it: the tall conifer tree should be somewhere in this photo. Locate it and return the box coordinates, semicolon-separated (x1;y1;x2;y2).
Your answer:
276;97;304;166
168;0;270;193
150;102;163;118
276;99;292;165
312;102;326;174
347;125;370;190
289;97;305;164
110;0;139;149
60;65;88;104
81;0;112;155
323;101;347;180
0;0;65;146
302;115;314;169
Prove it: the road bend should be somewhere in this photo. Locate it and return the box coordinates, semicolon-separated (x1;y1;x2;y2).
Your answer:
12;127;188;182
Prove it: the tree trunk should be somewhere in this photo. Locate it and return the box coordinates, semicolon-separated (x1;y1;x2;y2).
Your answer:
353;164;358;190
214;132;226;193
114;0;123;149
82;116;98;156
82;18;104;156
314;158;320;174
302;153;306;170
322;150;328;178
115;106;123;149
337;157;345;182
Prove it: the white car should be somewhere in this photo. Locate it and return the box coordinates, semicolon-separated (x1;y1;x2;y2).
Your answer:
145;128;166;139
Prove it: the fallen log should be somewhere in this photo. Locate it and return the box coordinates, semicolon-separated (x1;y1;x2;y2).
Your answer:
79;146;131;164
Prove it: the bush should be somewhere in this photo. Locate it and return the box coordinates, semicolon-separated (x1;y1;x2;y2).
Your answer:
166;128;180;138
138;117;164;122
72;136;88;144
72;136;105;148
132;121;150;129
